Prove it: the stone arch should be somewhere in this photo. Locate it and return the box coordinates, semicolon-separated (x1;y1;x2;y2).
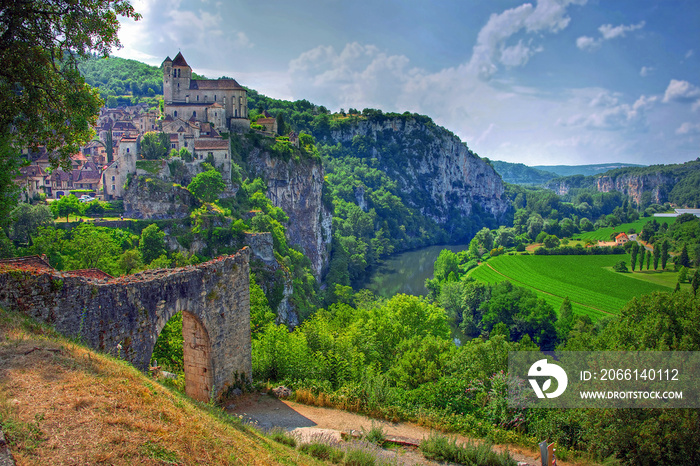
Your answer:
0;250;251;403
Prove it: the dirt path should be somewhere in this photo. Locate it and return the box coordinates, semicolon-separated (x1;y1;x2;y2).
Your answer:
227;393;552;465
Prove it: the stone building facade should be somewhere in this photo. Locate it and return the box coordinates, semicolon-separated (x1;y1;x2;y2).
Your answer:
163;52;248;133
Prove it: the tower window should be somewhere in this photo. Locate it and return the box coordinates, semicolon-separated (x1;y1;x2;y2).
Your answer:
197;95;199;101
174;110;178;117
193;111;197;117
214;95;217;101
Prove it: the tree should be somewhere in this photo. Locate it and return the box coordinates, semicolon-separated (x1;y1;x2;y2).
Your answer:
661;240;670;270
653;244;660;270
187;169;225;203
692;269;699;296
434;249;459;282
0;1;139;211
613;260;628;272
678;244;691;268
139;132;170;159
51;194;81;222
556;296;575;341
543;234;560;249
646;250;651;270
139;224;165;264
9;204;54;245
630;242;639;271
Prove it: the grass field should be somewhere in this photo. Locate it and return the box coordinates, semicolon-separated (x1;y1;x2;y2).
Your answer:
574;217;676;241
468;254;674;319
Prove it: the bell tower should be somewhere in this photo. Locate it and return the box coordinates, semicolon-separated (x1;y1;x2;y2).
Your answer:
171;52;192;102
162;56;173;104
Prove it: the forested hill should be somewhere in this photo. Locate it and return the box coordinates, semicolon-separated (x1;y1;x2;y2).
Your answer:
490;161;558;185
545;159;700;208
533;162;644;177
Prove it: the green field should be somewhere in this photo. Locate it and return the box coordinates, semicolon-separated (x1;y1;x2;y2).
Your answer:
468;254;674;319
574;217;676;241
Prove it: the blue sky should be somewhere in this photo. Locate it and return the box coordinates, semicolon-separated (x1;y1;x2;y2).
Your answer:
115;0;699;166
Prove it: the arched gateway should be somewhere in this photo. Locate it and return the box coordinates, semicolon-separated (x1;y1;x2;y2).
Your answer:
0;249;251;402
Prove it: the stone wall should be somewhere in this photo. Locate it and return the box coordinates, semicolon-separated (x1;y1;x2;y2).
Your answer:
0;250;251;402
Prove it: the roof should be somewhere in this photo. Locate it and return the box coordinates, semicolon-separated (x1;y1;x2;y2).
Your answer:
189;79;245;91
172;52;189;67
170;134;179;142
0;255;54;273
208;102;223;108
257;118;275;125
615;233;628;239
64;269;114;280
194;139;229;150
19;165;45;177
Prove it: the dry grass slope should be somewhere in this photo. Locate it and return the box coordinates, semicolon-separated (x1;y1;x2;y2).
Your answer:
0;307;320;466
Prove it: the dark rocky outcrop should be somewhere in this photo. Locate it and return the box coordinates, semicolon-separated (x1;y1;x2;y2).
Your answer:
124;176;199;219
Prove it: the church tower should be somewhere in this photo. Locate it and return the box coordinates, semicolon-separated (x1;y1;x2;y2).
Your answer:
162;56;173;104
171;52;192;102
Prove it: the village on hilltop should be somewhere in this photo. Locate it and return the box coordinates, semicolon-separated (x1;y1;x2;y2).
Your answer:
13;52;296;203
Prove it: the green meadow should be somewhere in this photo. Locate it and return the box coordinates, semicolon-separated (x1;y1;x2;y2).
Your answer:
468;254;674;319
574;216;676;241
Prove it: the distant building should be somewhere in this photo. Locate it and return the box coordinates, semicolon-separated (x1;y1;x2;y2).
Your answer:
654;209;700;218
615;232;629;245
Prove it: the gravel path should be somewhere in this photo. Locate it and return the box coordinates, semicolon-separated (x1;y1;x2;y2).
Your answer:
226;393;551;466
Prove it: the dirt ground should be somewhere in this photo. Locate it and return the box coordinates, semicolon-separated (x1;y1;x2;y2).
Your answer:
227;392;551;466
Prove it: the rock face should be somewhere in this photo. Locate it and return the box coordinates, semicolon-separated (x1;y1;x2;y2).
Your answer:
248;151;332;279
321;116;509;223
124;176;199;219
595;172;676;205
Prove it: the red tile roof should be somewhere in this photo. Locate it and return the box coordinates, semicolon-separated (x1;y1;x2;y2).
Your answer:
190;79;244;90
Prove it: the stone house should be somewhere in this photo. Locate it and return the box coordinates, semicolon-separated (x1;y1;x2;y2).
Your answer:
15;165;47;202
615;232;629;245
193;138;231;181
103;136;138;201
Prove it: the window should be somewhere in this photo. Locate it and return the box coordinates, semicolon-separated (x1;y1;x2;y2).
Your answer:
193;111;197;117
111;176;115;181
111;185;115;191
174;110;178;117
126;148;129;153
214;95;217;101
184;141;188;147
196;95;199;101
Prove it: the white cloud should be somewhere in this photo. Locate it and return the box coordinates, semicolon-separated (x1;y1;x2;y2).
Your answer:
598;21;645;40
576;36;600;51
467;0;587;80
576;21;645;52
640;66;654;77
663;79;700;103
676;122;700;135
113;0;252;67
685;49;694;59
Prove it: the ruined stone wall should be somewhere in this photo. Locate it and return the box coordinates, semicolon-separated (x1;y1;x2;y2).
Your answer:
0;249;251;401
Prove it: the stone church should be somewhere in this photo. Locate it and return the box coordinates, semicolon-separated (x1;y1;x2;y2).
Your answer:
162;52;249;132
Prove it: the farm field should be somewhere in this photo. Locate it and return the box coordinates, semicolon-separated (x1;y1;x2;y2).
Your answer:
468;254;673;319
574;217;675;241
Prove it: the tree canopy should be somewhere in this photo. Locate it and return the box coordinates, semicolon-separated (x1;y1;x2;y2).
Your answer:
0;0;139;219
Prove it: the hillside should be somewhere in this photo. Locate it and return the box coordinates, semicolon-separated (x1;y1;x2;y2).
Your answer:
544;159;700;207
532;163;645;177
0;307;317;466
490;160;558;185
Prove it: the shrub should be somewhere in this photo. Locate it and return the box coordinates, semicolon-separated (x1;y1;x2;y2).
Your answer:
613;260;628;273
298;442;344;463
419;433;516;465
361;424;386;446
268;428;296;448
344;447;376;466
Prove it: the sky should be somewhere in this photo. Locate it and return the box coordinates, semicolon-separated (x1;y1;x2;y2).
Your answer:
114;0;700;166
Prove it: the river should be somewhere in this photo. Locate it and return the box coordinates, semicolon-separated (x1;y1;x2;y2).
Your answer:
364;243;469;298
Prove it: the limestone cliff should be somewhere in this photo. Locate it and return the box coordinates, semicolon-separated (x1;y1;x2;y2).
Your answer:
124;176;199;219
544;160;700;207
247;150;332;279
316;115;509;224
